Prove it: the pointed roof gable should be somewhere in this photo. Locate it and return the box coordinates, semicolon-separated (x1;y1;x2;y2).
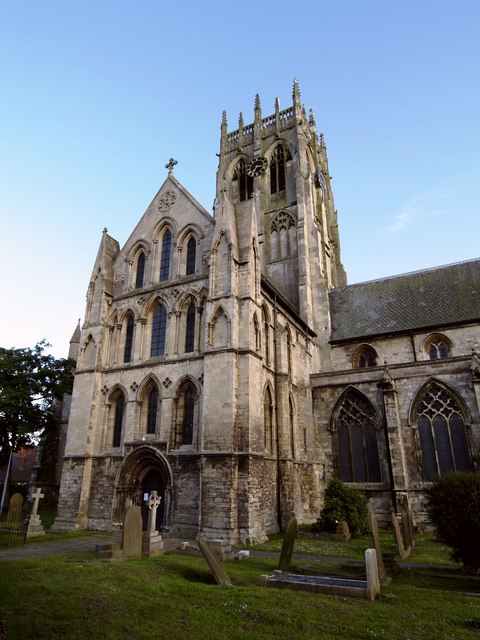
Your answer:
119;174;214;259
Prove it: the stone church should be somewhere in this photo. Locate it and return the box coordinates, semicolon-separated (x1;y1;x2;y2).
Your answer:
54;81;480;542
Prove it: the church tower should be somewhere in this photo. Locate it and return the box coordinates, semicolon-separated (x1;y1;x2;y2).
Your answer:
215;79;346;341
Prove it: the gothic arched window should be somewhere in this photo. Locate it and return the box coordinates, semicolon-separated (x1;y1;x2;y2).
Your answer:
270;145;291;195
185;303;196;353
159;230;172;282
264;386;274;453
186;237;196;275
112;392;125;448
146;385;159;435
123;315;134;363
424;334;451;360
333;389;382;483
413;381;471;481
151;304;167;357
135;252;146;289
352;345;378;369
233;159;253;202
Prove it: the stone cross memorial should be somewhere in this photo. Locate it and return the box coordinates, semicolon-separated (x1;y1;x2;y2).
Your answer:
26;488;46;538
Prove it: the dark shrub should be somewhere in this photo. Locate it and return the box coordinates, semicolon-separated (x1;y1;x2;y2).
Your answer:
314;478;368;536
425;471;480;571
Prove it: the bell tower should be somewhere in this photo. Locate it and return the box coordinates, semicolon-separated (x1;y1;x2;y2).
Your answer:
215;79;346;342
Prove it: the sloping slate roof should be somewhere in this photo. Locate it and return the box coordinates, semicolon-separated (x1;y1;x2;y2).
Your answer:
329;259;480;342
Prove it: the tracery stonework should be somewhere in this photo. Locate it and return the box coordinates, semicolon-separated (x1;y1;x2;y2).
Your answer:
271;210;295;232
157;190;177;212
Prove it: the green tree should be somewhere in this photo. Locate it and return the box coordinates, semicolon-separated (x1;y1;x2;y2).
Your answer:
425;471;480;571
0;340;75;472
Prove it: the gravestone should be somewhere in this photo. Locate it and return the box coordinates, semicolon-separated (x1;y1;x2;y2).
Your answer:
368;511;386;584
122;505;142;559
142;491;164;557
278;516;298;571
335;520;351;541
198;540;232;586
6;493;23;524
365;548;381;601
391;510;410;559
26;488;45;538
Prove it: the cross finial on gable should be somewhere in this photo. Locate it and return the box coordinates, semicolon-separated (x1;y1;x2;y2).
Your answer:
165;158;178;174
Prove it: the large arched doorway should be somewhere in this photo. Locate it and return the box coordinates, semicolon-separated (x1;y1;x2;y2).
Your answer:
113;446;173;532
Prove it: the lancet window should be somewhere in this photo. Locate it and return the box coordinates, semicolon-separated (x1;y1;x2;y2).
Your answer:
123;315;135;363
151;305;167;357
186;237;196;275
160;230;172;281
135;252;146;289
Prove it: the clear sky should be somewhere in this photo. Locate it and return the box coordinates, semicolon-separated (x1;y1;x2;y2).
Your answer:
1;0;479;358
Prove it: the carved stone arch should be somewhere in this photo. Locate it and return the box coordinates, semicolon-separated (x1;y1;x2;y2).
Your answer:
174;289;198;313
227;152;252;182
351;344;379;369
208;304;230;348
126;239;150;263
119;306;140;323
152;216;178;240
144;292;170;317
331;386;382;431
409;378;473;480
103;383;129;451
137;372;162;400
265;138;294;164
106;382;130;403
408;377;471;426
113;445;174;530
172;374;202;398
177;222;204;245
330;386;383;483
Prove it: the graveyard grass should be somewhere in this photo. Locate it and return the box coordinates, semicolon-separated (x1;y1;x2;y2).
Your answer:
1;535;480;639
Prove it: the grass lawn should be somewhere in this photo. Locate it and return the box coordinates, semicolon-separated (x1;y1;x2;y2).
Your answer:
1;533;479;640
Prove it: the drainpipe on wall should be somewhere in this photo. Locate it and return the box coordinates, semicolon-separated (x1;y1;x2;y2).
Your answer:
273;294;283;533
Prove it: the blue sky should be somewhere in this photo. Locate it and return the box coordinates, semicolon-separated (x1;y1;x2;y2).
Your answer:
1;0;479;358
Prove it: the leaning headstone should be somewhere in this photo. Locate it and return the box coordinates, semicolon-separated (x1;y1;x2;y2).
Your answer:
6;493;23;525
26;488;45;538
278;516;298;571
368;511;386;584
365;548;381;601
122;505;142;559
198;540;232;586
391;510;410;559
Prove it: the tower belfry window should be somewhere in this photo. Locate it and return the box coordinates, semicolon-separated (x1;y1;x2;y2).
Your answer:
233;159;253;202
270;145;291;195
